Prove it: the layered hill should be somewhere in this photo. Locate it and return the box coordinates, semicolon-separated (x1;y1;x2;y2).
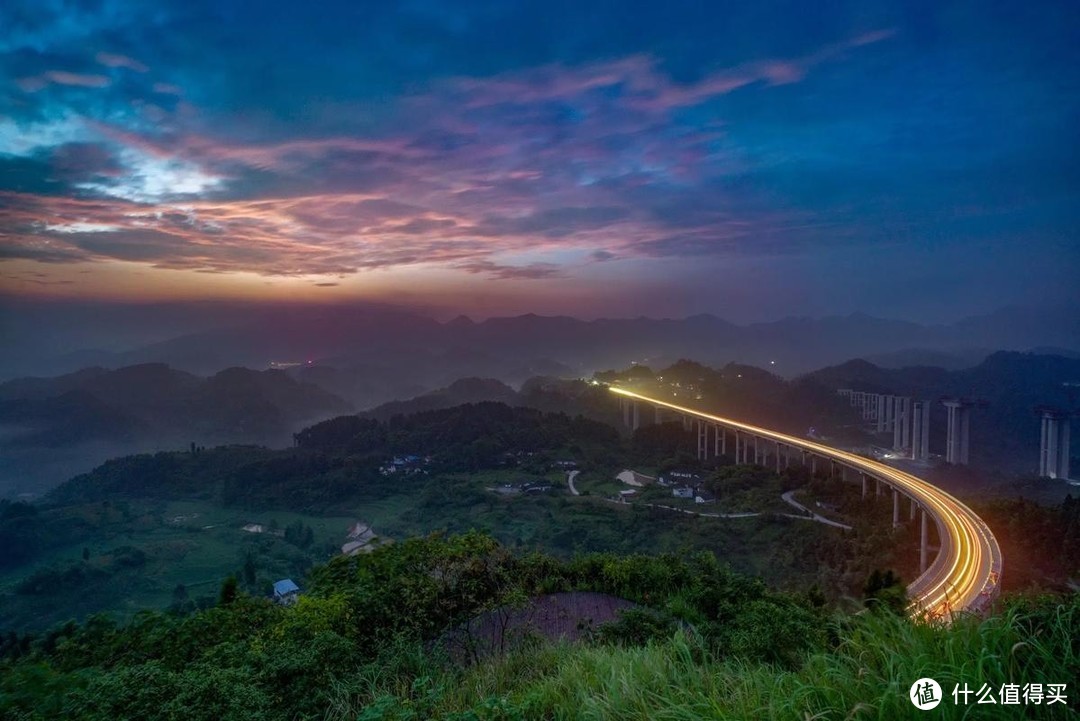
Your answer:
0;364;351;496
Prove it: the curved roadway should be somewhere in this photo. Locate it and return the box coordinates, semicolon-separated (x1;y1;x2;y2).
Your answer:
610;387;1003;620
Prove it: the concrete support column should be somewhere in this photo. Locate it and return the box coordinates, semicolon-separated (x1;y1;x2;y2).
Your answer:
721;427;727;457
876;478;882;497
696;421;706;460
944;400;972;465
1045;415;1055;474
861;474;867;499
775;442;782;473
1063;420;1071;481
714;425;721;457
910;496;918;520
894;397;911;450
920;508;929;573
892;488;900;528
754;436;760;465
1039;412;1072;480
1040;415;1050;477
911;400;931;461
811;455;817;475
622;399;631;428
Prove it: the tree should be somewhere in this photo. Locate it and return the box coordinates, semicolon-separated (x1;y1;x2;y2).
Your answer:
173;583;188;603
218;575;238;607
242;554;257;587
863;569;907;615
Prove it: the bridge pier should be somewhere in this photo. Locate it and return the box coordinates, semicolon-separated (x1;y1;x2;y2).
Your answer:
944;399;973;465
920;507;929;572
911;400;931;461
609;389;1002;619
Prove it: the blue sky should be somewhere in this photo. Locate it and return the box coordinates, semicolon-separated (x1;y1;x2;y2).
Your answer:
0;0;1077;320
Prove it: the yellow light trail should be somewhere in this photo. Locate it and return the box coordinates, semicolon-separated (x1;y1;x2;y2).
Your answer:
610;386;1003;620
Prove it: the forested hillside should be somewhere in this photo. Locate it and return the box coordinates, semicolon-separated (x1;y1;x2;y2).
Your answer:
1;532;1077;720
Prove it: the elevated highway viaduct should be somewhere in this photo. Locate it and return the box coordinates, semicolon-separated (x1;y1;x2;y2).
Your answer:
612;386;1003;619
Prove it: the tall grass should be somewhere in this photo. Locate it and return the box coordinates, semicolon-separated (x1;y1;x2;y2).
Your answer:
331;599;1079;720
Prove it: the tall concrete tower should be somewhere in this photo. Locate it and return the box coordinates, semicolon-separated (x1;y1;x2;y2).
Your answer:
1040;410;1071;480
893;397;911;451
910;400;931;461
943;399;974;465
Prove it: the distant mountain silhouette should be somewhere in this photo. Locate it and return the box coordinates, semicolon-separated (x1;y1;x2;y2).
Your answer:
0;364;351;496
5;304;1076;382
858;348;991;371
363;378;522;420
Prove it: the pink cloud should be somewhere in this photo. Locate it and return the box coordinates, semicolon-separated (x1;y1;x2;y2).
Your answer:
449;29;893;113
1;30;893;281
42;71;111;88
95;52;149;72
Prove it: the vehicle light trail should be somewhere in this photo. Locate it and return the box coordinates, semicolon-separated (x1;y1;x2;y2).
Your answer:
610;387;1003;619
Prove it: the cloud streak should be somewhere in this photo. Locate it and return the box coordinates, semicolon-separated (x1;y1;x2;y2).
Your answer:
0;0;1073;326
0;28;895;281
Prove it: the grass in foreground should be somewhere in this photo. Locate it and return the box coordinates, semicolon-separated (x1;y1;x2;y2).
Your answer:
335;599;1079;720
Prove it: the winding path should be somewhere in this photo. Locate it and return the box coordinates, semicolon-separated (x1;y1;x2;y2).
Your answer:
781;490;853;530
567;470;581;496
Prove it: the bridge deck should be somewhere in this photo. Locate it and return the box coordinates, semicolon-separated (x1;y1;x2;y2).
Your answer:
611;387;1003;619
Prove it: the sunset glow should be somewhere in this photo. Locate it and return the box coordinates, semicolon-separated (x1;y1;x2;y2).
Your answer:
2;1;1076;319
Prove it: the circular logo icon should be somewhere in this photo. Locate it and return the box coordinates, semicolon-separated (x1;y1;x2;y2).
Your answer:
910;678;943;710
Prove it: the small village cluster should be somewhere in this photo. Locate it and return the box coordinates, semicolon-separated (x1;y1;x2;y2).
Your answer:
378;455;431;476
657;470;716;504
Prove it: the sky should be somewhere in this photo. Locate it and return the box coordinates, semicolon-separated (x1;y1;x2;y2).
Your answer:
0;0;1078;322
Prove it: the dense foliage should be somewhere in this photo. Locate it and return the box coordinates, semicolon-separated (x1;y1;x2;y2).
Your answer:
976;495;1080;590
1;532;1077;720
0;532;827;720
45;404;619;512
296;402;618;470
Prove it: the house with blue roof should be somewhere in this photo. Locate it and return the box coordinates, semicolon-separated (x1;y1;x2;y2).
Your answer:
272;578;301;605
